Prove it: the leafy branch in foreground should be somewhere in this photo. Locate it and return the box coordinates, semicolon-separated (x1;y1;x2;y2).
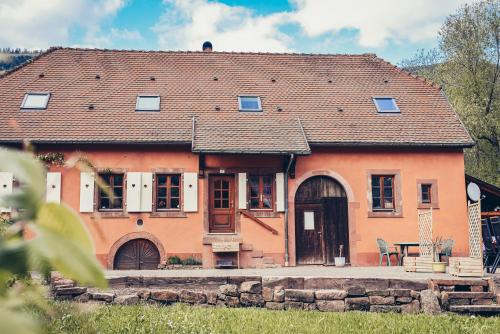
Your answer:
0;148;106;334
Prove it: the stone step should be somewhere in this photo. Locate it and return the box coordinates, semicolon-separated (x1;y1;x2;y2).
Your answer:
445;292;494;299
430;279;489;287
449;305;500;314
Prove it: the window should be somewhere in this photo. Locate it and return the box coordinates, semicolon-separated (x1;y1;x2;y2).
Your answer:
21;92;50;109
238;96;262;111
373;97;400;113
421;184;432;204
136;95;160;111
98;173;124;210
371;175;395;211
248;175;273;210
156;174;181;210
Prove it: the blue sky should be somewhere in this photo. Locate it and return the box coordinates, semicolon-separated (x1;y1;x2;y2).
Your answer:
0;0;474;64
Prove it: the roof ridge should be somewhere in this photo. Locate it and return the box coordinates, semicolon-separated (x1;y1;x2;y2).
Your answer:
371;55;442;91
0;47;62;80
36;46;376;58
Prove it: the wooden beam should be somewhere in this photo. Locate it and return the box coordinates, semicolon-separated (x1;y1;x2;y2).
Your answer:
239;210;279;235
481;211;500;218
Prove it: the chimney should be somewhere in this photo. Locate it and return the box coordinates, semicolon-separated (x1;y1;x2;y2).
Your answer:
202;41;213;52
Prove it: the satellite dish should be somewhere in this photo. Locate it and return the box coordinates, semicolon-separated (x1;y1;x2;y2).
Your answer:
467;182;481;202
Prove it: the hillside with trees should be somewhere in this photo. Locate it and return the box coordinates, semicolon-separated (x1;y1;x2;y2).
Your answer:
0;48;41;74
401;0;499;186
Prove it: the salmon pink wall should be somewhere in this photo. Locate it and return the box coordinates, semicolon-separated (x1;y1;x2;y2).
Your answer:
36;145;469;268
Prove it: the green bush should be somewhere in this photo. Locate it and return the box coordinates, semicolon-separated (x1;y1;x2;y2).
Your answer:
182;256;202;266
167;256;182;265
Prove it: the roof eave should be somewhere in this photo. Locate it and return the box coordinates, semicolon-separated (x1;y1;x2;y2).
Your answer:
310;141;475;148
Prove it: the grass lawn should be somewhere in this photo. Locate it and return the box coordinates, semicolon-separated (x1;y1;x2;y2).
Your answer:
39;302;499;334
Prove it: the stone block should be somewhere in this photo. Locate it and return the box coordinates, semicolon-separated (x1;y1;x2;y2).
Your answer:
389;279;428;291
273;286;285;302
370;305;401;313
395;296;412;304
449;298;470;305
240;293;264;307
262;287;273;301
343;278;389;292
137;289;151;300
206;291;218;305
240;281;262;294
316;300;345;312
369;296;395;305
420;290;442;315
345;297;370;311
471;298;494;305
303;303;317;311
266;302;285;310
150;290;178;303
367;290;391;297
401;300;420;314
91;292;115;303
284;301;303;310
315;289;348;300
410;290;420;299
115;294;139;305
225;296;240;307
219;284;239;297
263;277;304;289
470;286;484;292
55;287;87;296
390;289;411;297
285;289;315;303
345;286;366;297
53;279;75;288
179;290;207;304
74;292;91;303
304;278;344;290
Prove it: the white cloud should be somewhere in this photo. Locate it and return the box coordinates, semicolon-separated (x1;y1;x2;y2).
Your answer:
111;28;142;41
153;0;292;52
289;0;474;47
0;0;125;49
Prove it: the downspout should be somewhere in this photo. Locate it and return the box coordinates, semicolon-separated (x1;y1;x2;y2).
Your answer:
284;153;294;266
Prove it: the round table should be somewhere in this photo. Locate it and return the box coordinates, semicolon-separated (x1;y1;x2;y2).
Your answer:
393;242;419;266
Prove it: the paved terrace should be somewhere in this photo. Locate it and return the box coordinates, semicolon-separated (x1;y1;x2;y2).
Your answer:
105;266;498;280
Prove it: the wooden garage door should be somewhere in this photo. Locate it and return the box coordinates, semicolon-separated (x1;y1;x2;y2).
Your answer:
113;239;160;270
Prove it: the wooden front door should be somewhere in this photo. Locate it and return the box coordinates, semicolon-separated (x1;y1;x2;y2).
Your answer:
295;204;325;264
209;175;235;233
113;239;160;270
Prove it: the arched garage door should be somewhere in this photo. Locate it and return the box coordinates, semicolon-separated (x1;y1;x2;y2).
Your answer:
113;238;160;270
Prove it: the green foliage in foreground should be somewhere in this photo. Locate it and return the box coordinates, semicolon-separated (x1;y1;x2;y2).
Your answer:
39;302;500;334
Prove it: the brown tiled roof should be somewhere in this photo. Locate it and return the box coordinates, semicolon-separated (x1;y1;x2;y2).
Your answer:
0;47;473;153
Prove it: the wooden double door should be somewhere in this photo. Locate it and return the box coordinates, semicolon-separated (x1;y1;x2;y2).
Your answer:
113;239;160;270
209;175;235;233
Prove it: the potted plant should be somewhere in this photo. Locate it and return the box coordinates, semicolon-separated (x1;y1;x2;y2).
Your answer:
431;236;447;273
334;245;346;267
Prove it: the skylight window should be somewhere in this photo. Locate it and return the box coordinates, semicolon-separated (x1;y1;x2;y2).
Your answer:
136;95;160;111
373;97;400;113
21;92;50;109
238;96;262;112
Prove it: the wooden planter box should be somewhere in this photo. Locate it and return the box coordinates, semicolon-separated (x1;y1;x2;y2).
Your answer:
449;257;483;277
403;256;433;272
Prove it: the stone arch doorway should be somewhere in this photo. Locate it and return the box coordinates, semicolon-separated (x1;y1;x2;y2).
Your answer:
113;238;160;270
295;175;349;265
109;232;166;270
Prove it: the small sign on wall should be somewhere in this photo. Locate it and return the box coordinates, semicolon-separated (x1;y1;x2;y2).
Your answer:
304;211;315;230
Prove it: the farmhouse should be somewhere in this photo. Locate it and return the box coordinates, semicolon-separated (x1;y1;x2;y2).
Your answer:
0;45;474;269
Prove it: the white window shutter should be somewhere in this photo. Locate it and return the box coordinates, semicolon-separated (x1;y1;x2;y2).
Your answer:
126;172;141;212
46;172;61;203
140;172;153;212
0;172;13;213
238;173;247;209
183;172;198;212
79;172;94;212
276;172;285;212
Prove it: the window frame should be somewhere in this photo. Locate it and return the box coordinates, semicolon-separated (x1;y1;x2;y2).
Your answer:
97;173;125;212
367;170;403;218
238;96;262;112
135;95;161;112
421;184;432;204
372;96;400;113
21;92;51;110
154;173;182;211
247;174;274;211
417;179;439;209
371;175;395;211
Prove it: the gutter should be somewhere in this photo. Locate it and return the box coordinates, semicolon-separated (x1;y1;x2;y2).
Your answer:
284;153;294;266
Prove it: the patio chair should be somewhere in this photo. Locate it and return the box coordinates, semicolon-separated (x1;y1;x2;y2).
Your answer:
488;217;500;274
482;220;498;272
449;202;483;277
376;238;399;266
438;239;454;262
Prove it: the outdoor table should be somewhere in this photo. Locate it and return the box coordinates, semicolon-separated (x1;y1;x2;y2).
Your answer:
393;242;419;266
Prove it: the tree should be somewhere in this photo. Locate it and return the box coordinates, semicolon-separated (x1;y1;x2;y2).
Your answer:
401;0;499;186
